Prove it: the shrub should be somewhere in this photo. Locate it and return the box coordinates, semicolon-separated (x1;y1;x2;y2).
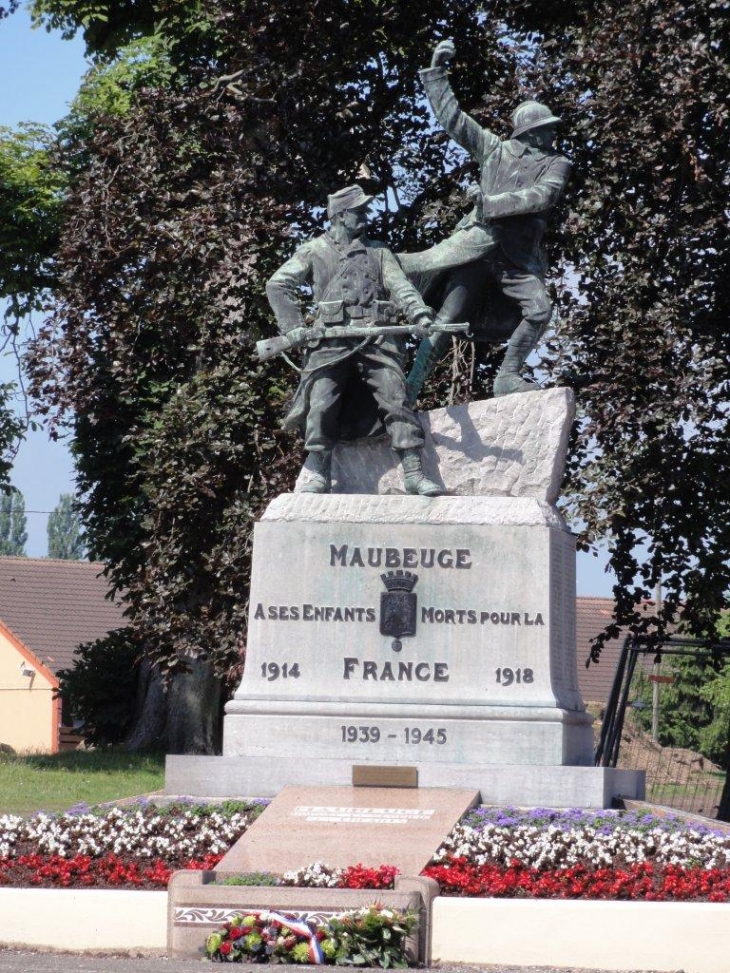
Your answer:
57;628;139;746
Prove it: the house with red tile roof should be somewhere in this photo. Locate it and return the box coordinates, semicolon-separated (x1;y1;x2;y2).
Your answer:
0;557;125;753
575;596;663;707
575;596;623;705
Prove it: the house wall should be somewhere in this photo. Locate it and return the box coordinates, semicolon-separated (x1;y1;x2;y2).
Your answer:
0;632;58;753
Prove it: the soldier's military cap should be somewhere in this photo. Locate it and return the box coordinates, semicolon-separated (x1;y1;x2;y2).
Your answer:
327;185;374;219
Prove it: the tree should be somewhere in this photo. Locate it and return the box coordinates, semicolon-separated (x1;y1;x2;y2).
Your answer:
28;0;209;60
505;0;730;659
0;490;27;556
634;653;729;766
25;0;500;753
0;123;66;319
57;629;139;747
47;492;84;559
11;0;730;749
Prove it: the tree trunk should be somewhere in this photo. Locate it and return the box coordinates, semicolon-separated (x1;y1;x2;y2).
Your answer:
125;654;222;754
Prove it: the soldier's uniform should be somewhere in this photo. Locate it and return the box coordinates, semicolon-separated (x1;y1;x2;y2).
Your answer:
404;65;571;400
266;216;430;454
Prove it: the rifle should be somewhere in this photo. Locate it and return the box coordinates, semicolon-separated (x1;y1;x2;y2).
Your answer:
256;321;469;362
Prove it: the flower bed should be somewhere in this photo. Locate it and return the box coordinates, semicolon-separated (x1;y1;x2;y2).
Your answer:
424;859;730;901
2;801;729;901
424;807;730;902
0;800;262;889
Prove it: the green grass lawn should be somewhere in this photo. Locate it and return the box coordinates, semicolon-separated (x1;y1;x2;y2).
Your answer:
0;750;165;817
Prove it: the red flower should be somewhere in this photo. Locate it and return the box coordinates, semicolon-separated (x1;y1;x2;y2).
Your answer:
339;863;399;890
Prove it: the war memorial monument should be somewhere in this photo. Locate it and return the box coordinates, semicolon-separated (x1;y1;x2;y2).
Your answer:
165;39;645;960
166;39;643;809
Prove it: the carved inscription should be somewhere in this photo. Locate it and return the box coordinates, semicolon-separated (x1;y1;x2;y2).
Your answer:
495;667;534;686
249;539;547;698
291;806;436;825
422;608;544;626
260;662;301;681
341;725;447;745
330;544;472;569
343;658;449;682
254;604;376;622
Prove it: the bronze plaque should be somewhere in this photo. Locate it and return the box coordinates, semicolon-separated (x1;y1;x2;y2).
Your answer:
352;765;418;788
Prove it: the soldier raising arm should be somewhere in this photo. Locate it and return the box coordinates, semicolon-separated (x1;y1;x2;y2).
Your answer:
406;39;571;402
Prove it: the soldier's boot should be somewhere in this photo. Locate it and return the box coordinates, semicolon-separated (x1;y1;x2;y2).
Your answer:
405;330;451;405
493;320;541;397
398;448;442;497
300;450;332;493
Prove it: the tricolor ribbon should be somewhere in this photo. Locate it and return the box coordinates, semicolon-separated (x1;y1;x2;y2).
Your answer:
250;910;325;964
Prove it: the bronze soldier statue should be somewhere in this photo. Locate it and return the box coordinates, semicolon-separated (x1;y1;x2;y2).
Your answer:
403;39;571;403
265;185;444;496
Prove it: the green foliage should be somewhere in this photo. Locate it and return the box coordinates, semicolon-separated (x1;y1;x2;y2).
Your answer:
326;905;418;969
29;0;213;60
0;490;27;556
0;124;65;317
0;388;24;492
634;652;730;767
57;628;140;747
47;492;85;559
59;34;178;147
218;872;278;887
699;668;730;767
0;35;179;320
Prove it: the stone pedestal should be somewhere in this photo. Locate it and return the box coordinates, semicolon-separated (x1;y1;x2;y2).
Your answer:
223;494;595;774
166;390;644;806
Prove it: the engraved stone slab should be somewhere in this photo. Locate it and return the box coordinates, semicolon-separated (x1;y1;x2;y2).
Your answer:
216;785;478;876
295;388;573;502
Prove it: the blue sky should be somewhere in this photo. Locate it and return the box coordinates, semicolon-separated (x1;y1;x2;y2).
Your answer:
0;7;616;593
0;6;87;556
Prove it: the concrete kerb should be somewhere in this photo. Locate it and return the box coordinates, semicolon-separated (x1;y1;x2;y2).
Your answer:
2;884;730;971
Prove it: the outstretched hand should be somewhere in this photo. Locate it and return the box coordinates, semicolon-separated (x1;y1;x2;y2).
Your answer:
431;39;455;68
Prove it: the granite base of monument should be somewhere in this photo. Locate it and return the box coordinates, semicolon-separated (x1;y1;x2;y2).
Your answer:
164;391;644;807
165;755;644;806
221;493;595;771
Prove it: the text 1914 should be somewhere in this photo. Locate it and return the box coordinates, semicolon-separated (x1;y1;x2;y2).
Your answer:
260;662;301;681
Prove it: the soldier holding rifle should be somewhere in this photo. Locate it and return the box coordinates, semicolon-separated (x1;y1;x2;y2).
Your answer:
264;185;466;496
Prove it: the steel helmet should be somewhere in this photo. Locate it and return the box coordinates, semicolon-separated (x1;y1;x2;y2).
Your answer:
511;101;561;139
